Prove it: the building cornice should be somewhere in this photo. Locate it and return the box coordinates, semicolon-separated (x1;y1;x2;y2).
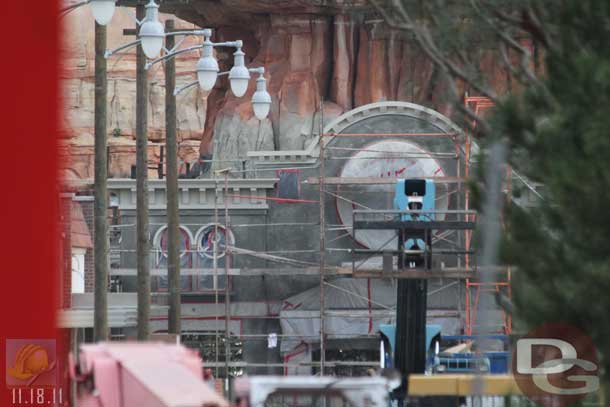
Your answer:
106;178;278;210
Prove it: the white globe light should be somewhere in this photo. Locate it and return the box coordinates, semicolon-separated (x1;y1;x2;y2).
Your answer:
229;66;250;97
197;56;219;91
139;20;165;59
252;98;271;120
90;0;116;26
252;89;271;120
229;48;250;97
252;74;271;120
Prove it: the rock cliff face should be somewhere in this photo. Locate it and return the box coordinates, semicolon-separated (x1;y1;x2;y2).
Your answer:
62;5;204;179
63;2;509;179
164;0;510;161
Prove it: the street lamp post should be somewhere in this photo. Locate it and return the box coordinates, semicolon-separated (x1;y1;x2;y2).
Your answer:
101;1;272;342
103;6;209;342
135;2;150;341
93;20;109;342
59;0;120;344
164;19;181;336
144;30;272;343
60;0;124;343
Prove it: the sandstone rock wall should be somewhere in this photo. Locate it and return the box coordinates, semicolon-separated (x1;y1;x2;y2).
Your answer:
62;5;204;179
175;5;511;167
63;2;510;180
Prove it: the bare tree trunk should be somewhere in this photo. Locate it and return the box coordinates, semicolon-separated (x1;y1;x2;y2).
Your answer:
136;3;150;341
94;21;109;342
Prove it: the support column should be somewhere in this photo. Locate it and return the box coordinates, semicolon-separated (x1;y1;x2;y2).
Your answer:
394;278;427;400
136;3;150;341
394;228;427;400
165;19;181;335
94;21;109;342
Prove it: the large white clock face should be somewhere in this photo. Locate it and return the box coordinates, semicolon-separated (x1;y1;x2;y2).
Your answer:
336;140;450;250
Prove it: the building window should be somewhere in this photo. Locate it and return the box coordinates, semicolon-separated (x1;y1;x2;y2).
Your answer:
194;224;234;292
71;249;86;294
110;328;126;341
153;225;193;291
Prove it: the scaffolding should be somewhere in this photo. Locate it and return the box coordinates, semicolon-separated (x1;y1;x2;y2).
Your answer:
463;95;512;336
68;100;519;391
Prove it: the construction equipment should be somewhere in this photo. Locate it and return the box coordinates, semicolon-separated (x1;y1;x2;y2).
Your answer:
432;335;510;375
234;375;401;407
393;179;436;268
69;342;228;407
392;179;434;401
379;326;510;375
379;323;442;372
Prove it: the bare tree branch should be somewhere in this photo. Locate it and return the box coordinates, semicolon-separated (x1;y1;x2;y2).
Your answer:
469;0;531;57
369;0;559;129
491;8;524;27
392;0;414;28
417;23;500;103
499;42;521;79
370;0;413;30
371;0;501;103
442;69;493;137
524;4;553;49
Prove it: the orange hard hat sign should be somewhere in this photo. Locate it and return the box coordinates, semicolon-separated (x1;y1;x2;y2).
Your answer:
7;344;50;381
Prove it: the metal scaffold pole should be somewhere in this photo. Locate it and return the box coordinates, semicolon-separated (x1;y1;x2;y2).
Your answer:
136;3;151;341
318;101;326;376
93;20;109;342
224;171;231;396
213;176;220;379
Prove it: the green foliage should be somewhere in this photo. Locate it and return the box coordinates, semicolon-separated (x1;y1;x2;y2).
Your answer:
484;0;610;372
376;0;610;385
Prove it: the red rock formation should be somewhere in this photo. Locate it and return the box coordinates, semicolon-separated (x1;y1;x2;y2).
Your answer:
187;9;511;164
63;2;512;178
62;6;203;179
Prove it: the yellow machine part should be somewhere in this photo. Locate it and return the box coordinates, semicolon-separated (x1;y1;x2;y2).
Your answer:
408;374;523;396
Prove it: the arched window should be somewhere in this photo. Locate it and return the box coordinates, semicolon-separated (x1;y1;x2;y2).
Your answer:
153;225;193;292
194;223;235;291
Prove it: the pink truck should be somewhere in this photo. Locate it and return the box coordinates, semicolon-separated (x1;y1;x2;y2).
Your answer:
70;342;228;407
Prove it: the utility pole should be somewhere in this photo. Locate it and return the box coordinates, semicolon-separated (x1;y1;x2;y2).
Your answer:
136;3;151;341
165;19;181;336
93;21;109;342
